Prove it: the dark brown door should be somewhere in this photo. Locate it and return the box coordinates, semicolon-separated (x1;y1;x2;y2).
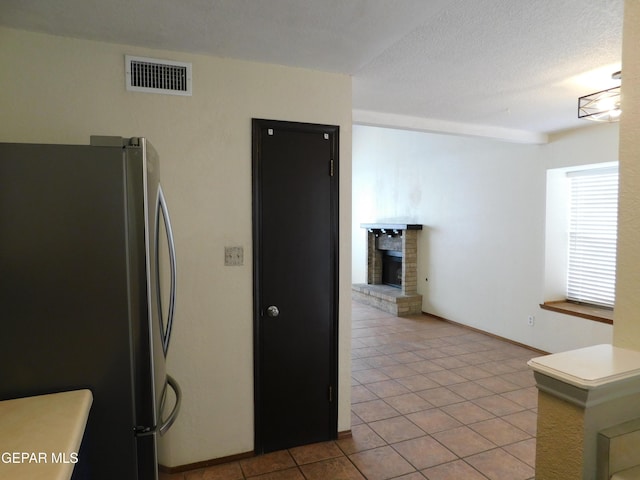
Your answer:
252;119;339;454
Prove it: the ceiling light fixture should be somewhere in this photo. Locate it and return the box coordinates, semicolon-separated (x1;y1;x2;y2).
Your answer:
578;71;622;122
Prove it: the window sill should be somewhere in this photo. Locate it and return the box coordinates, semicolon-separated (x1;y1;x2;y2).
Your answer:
540;301;613;325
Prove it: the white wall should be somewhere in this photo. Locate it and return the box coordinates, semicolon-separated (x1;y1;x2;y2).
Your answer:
352;123;618;353
0;27;352;468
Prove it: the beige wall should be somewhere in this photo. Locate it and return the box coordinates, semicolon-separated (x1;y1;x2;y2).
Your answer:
614;0;640;351
0;27;352;467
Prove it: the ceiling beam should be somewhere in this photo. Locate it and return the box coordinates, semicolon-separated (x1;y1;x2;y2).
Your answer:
353;109;550;145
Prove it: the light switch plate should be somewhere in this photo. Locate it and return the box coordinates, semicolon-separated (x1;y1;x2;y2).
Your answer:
224;246;243;266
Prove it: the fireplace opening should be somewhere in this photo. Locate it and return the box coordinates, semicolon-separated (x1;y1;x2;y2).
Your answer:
382;250;402;288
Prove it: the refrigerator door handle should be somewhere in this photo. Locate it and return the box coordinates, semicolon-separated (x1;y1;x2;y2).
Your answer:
159;375;182;436
157;185;177;356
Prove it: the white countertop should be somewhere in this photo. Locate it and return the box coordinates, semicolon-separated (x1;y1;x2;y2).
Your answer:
528;344;640;389
0;389;92;480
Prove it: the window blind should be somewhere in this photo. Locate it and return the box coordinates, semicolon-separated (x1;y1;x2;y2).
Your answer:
567;167;618;308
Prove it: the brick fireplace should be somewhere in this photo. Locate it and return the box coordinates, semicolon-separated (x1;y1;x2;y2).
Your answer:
352;223;423;316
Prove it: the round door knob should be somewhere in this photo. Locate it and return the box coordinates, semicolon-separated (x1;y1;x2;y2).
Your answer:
266;305;280;317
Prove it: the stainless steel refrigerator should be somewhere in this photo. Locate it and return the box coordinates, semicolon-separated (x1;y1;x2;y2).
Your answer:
0;136;181;480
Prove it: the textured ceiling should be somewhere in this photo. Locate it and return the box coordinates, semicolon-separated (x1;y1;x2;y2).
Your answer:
0;0;623;142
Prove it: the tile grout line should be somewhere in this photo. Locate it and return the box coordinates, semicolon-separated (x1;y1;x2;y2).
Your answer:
350;302;537;479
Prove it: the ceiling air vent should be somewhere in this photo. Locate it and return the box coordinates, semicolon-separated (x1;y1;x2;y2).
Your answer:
125;55;192;96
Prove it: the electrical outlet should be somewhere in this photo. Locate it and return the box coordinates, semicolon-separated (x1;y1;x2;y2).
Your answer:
527;315;535;326
224;246;243;266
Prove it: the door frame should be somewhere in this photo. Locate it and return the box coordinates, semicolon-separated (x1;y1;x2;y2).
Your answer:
251;118;339;453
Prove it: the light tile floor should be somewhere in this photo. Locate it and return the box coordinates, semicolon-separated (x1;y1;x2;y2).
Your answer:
162;299;539;479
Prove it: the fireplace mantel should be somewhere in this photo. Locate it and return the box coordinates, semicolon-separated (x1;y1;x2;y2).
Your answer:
361;223;423;232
